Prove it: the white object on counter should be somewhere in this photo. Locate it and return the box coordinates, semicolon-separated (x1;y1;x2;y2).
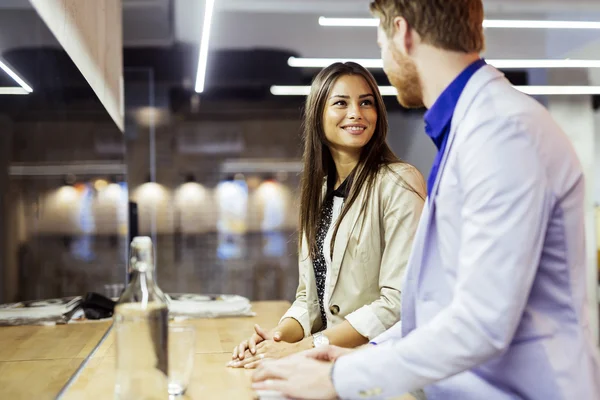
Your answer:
255;390;289;400
167;294;254;319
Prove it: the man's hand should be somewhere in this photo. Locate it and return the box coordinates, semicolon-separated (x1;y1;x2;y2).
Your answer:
302;345;355;362
252;355;338;400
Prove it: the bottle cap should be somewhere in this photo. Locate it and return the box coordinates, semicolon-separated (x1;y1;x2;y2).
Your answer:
132;236;152;248
130;236;153;272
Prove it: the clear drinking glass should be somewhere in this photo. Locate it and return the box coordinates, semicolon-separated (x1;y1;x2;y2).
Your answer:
168;325;196;396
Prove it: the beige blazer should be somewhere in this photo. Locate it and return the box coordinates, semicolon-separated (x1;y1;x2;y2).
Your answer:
281;163;426;340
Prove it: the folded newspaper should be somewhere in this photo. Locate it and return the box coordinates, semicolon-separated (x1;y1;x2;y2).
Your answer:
0;297;79;326
0;293;254;326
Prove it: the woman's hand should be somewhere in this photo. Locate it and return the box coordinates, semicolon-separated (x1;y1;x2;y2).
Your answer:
231;324;281;361
228;338;313;369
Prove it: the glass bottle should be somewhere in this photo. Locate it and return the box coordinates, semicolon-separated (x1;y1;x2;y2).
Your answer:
114;236;169;400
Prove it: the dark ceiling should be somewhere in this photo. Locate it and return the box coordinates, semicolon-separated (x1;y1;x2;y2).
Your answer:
3;44;571;123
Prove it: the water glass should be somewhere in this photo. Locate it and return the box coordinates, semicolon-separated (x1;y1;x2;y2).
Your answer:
168;325;196;396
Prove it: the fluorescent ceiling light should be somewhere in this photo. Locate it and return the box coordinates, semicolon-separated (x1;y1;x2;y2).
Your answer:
318;17;379;27
270;85;397;96
483;20;600;29
288;57;383;68
491;59;600;69
288;57;600;69
0;87;29;95
318;17;600;30
0;60;33;94
517;86;600;95
270;86;311;96
195;0;216;93
270;85;600;96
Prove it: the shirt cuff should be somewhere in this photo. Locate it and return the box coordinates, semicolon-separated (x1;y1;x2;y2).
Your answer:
370;321;402;345
280;305;311;338
344;305;387;340
331;351;384;400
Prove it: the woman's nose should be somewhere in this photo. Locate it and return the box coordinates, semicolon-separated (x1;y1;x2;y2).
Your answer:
347;104;363;120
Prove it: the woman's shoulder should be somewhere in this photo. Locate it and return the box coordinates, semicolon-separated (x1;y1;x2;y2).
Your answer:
379;161;422;177
377;162;427;198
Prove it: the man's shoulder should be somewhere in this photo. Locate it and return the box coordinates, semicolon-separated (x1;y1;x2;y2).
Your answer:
468;78;546;122
458;80;553;142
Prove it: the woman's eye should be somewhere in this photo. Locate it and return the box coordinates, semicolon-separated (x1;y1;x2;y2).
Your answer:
334;101;346;106
361;100;373;106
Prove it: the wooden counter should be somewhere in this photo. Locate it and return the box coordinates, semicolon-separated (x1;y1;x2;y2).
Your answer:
0;321;111;400
1;301;417;400
61;301;291;400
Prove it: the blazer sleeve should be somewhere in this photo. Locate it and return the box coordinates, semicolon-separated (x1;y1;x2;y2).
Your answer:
333;117;554;398
344;164;426;340
279;238;313;338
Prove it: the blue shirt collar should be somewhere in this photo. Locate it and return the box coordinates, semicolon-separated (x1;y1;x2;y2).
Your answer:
424;59;487;149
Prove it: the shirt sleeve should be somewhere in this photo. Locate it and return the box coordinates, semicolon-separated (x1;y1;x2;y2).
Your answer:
280;239;313;338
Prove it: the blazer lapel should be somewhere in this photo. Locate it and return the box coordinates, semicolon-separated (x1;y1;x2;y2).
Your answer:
326;183;368;299
429;65;504;201
401;196;430;335
402;65;507;335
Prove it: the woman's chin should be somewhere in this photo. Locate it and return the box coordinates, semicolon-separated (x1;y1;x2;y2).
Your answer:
344;137;370;149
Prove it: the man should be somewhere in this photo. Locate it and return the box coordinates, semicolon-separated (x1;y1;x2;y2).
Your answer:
252;0;600;399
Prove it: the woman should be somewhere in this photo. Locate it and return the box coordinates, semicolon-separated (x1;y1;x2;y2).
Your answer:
229;62;426;369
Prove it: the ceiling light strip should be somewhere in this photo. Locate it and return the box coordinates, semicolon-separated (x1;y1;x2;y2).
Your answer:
288;57;600;69
491;59;600;68
517;86;600;95
318;17;379;27
288;57;383;68
484;19;600;29
195;0;216;93
0;87;29;95
270;85;600;96
0;60;33;93
318;17;600;30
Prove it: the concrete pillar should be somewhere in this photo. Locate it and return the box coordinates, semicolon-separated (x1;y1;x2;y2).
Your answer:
386;112;435;178
0;115;13;303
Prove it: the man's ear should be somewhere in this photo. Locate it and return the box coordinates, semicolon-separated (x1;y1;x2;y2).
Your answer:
391;16;419;55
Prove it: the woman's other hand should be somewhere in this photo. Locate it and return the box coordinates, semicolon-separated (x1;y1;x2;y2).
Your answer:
228;338;313;369
231;324;282;361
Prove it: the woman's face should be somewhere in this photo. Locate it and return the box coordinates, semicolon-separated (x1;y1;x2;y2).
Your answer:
322;74;377;156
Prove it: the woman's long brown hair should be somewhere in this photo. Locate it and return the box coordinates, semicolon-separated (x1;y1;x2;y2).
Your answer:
299;62;419;260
